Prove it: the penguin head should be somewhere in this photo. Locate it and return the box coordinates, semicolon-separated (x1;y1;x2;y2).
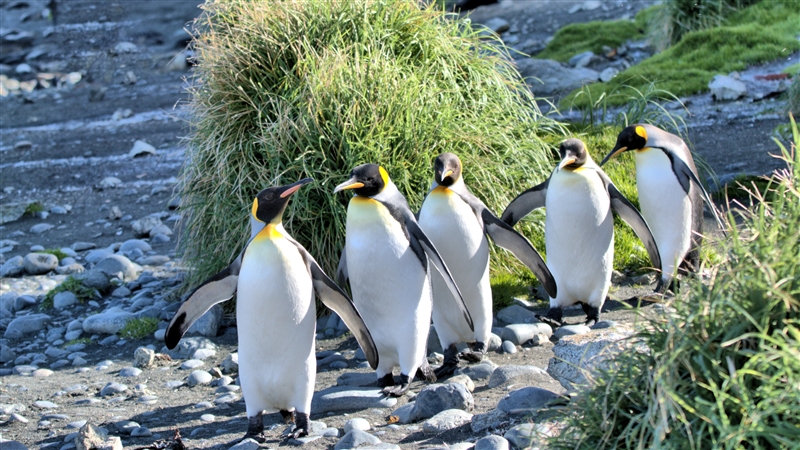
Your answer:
333;163;389;197
556;138;589;171
251;177;313;224
599;124;648;166
434;152;462;187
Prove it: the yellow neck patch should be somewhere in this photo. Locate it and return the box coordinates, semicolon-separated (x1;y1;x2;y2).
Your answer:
635;125;648;140
255;223;283;241
379;166;390;187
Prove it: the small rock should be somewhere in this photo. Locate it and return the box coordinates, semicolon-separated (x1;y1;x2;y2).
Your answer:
709;74;747;101
496;387;560;415
32;368;54;377
112;42;137;54
34;400;58;409
569;51;595;68
229;438;261;450
130;427;152;437
501;323;553;345
454;360;497;380
334;429;381;450
422;409;472;434
409;383;473;422
23;252;57;274
553;324;592;338
118;367;142;377
114;420;140;435
99;382;128;397
488;365;548;389
311;387;397;414
221;353;238;373
344;417;371;433
30;223;55;235
134;347;155;368
98;177;123;189
53;291;78;309
82;311;134;335
128;140;156;158
471;408;509;433
496;305;539;325
446;374;474;392
181;359;204;370
92;254;141;281
4;313;51;338
188;370;213;386
504;423;554;450
482;17;510;34
599;67;619;83
186;304;223;337
501;340;517;354
475;435;509;450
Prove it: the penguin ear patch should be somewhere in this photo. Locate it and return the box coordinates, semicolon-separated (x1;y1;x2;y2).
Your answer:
251;198;261;222
635;126;647;140
379;166;390;186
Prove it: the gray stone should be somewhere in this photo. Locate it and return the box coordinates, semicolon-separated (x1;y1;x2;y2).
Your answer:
488;365;547;389
166;336;217;359
334;429;381;450
311;387;397;413
93;255;142;281
496;305;538;325
487;333;502;352
409;383;473;422
503;423;555;450
30;223;55;235
592;320;618;330
128;140;156;158
131;216;162;239
4;313;51;338
119;239;152;254
75;423;122;450
137;255;170;265
553;324;591;338
82;310;134;335
221;352;238;373
475;435;509;450
501;323;553;345
446;374;474;392
422;409;472;434
54;291;79;309
181;359;204;370
599;67;619;83
15;294;37;311
496;387;560;415
23;252;58;274
470;408;509;433
130;427;152;437
569;51;595;68
1;256;25;277
501;340;517;354
134;347;155;368
709;74;746;101
229;438;261;450
454;360;497;380
85;249;114;264
482;17;510;34
547;328;634;390
186;303;223;337
114;420;140;434
1;345;16;363
119;367;142;377
34;400;58;409
100;382;128;396
71;242;97;251
65;330;83;341
0;441;28;450
318;353;347;366
515;58;599;96
337;372;375;387
188;370;213;386
74;269;110;292
344;417;371;433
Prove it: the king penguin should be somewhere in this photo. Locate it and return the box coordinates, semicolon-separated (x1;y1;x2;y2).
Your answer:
501;139;661;327
418;153;557;377
165;178;378;441
598;124;725;292
334;163;473;396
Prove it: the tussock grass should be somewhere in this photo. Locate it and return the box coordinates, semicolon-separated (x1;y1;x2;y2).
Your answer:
565;1;800;108
651;0;761;50
119;317;159;341
178;0;567;294
548;115;800;450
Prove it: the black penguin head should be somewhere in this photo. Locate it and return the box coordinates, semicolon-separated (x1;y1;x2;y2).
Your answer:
433;153;462;187
251;178;313;224
333;163;389;197
599;125;648;166
557;138;589;171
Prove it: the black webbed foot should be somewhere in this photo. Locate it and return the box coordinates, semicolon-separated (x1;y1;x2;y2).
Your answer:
415;358;437;383
382;374;410;397
279;409;295;424
244;412;267;443
459;341;486;363
433;344;459;379
581;303;600;328
287;412;309;439
536;307;563;328
376;373;395;388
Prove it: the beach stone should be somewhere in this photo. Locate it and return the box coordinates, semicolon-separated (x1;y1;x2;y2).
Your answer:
134;347;155;368
446;374;474;392
501;340;517;354
471;408;509;433
599;67;619;83
422;409;472;434
82;311;134;335
186;304;223;337
93;255;142;281
482;17;510;33
99;382;128;397
193;348;216;360
311;387;397;413
497;387;560;415
503;423;554;450
344;417;371;433
710;74;747;101
334;429;381;450
496;305;539;325
118;367;142;377
114;420;140;434
553;324;591;338
128;140;156;158
85;249;114;264
4;313;51;338
53;291;78;309
488;365;548;389
118;239;151;254
409;383;473;422
181;359;204;370
23;252;58;274
75;423;122;450
167;336;217;359
34;400;58;409
569;51;595;68
14;294;36;311
501;323;553;345
71;242;96;251
221;352;238;373
131;216;162;238
1;256;25;277
130;427;152;437
454;360;497;380
1;345;17;363
188;370;213;386
30;223;54;234
229;438;261;450
547;329;634;390
475;435;509;450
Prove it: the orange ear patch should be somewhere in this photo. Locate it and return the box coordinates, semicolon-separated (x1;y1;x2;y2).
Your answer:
635;125;648;140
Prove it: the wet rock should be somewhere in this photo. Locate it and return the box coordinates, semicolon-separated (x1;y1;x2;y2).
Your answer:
128;140;156;158
409;383;473;422
4;313;51;338
422;409;472;434
334;429;381;450
471;408;508;433
311;387;397;414
496;387;560;415
23;252;58;274
547;329;634;390
710;74;746;101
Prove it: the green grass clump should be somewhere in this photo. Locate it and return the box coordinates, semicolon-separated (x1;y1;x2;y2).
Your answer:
536;8;652;62
652;0;762;50
119;317;159;340
24;202;44;215
548;115;800;450
37;248;68;261
490;271;535;311
63;337;91;347
179;0;566;292
564;1;800;108
40;276;100;310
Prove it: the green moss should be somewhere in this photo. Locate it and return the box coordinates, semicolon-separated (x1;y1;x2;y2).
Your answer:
24;202;44;215
564;2;800;108
40;276;100;310
63;337;91;347
118;317;159;340
783;63;800;76
37;248;68;261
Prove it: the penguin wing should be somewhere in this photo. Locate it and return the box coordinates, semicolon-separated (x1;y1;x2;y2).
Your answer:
667;153;727;233
336;249;349;288
481;209;558;298
500;179;549;226
603;179;662;271
292;242;379;370
164;253;242;350
404;215;475;332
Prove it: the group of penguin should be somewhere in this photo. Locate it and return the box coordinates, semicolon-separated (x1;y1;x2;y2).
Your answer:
163;124;724;442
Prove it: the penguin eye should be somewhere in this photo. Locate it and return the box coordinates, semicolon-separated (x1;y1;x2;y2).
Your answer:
367;177;374;182
265;193;275;201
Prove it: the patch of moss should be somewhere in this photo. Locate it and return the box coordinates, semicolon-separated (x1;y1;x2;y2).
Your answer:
37;248;68;261
564;2;800;108
40;276;100;310
783;63;800;76
63;337;91;347
24;201;44;215
118;317;159;340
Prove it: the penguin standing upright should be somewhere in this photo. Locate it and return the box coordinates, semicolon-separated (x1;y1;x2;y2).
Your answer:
165;178;378;441
599;124;725;292
502;139;661;327
334;164;473;396
418;153;557;377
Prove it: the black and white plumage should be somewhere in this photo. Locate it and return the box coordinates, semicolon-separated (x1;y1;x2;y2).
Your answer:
502;139;661;327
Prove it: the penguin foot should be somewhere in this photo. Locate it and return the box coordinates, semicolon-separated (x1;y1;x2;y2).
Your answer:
376;373;395;388
460;341;486;364
287;413;309;439
433;361;458;380
382;374;411;397
581;304;600;328
244;412;266;443
279;409;295;424
434;344;460;379
536;308;563;328
415;359;437;383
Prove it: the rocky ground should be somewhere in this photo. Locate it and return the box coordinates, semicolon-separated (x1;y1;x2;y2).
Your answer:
0;1;796;450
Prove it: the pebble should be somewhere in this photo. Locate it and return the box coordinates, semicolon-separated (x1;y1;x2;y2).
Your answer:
34;400;58;409
475;435;510;450
188;370;213;386
501;340;517;354
100;382;128;396
200;414;215;422
422;409;473;434
118;367;142;377
344;417;371;433
181;359;204;370
553;324;592;338
130;427;152;437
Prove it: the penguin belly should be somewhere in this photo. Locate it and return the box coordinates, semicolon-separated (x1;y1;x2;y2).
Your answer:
345;196;431;378
419;187;491;348
236;225;316;417
545;169;613;308
635;149;692;282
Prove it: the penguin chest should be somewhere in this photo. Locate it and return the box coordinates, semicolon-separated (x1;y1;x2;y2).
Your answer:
545;169;614;298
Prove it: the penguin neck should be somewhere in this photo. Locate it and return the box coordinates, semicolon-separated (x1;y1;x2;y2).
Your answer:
255;220;286;241
432;177;466;195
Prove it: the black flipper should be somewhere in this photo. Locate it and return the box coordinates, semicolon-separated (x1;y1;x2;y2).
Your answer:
603;179;662;271
336;249;348;289
291;241;379;370
404;217;474;332
500;179;549;226
669;155;726;233
482;209;557;298
164;253;242;350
